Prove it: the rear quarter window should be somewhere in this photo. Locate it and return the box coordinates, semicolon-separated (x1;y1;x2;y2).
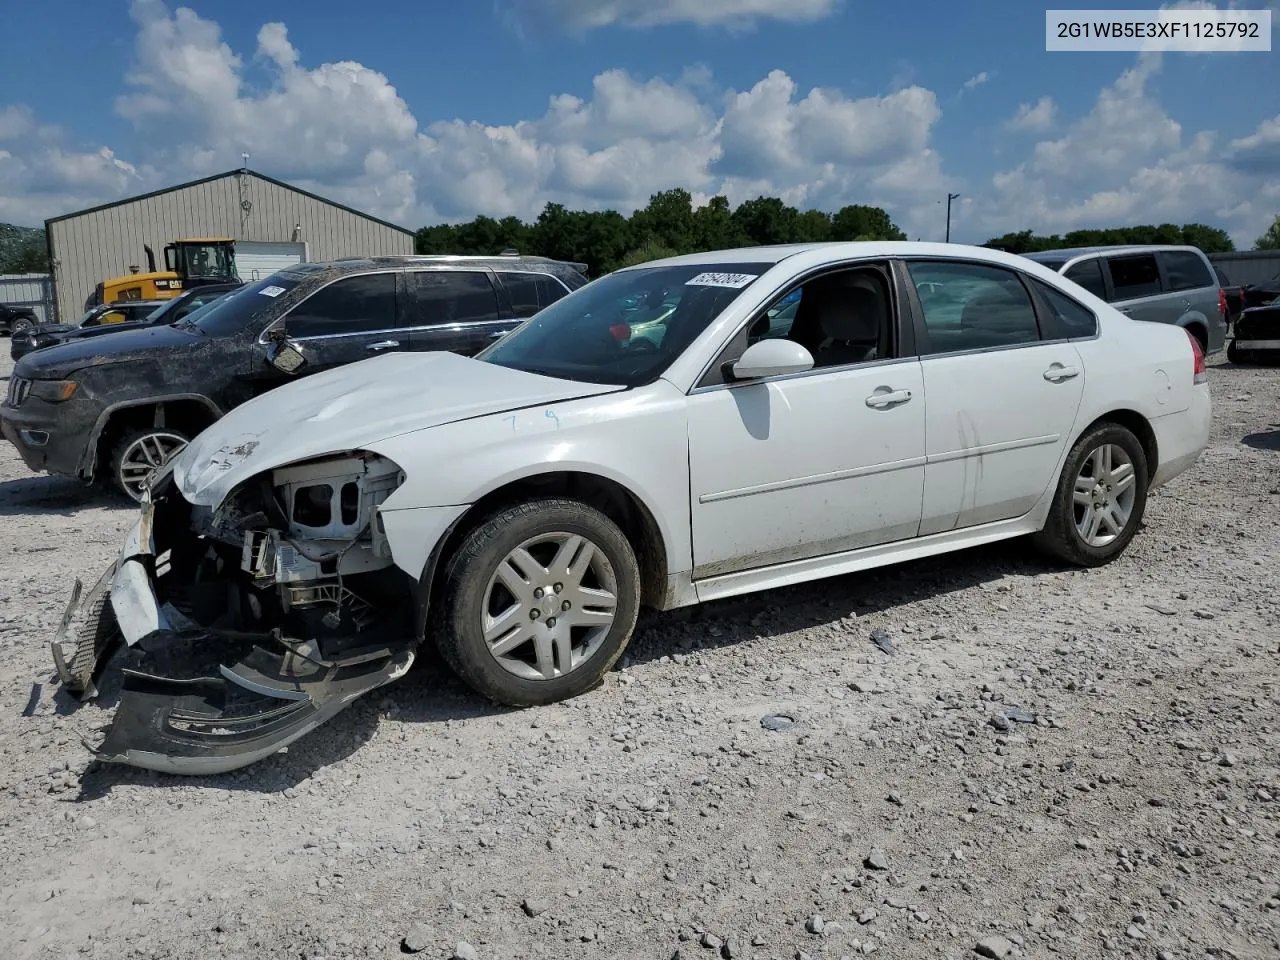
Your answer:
1160;251;1214;292
1031;278;1099;339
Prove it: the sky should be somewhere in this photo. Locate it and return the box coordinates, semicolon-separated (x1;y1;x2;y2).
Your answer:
1;0;1278;246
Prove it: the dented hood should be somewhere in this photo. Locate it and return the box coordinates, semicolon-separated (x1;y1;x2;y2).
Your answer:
174;351;624;506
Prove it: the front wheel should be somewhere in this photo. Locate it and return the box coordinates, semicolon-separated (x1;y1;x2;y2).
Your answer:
1227;341;1249;364
432;498;641;707
110;428;189;502
10;316;34;337
1034;423;1149;567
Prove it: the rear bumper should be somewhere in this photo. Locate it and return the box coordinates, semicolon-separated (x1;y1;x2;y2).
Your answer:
1233;339;1280;351
1149;385;1211;490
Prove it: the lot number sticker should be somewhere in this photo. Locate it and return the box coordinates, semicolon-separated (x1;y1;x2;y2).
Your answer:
259;285;287;298
685;272;758;289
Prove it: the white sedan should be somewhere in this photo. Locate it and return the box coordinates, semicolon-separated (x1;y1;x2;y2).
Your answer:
52;242;1210;773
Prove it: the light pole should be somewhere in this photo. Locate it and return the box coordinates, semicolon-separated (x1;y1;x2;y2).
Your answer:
945;193;961;243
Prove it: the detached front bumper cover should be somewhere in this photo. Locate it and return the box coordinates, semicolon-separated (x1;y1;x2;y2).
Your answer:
51;504;414;776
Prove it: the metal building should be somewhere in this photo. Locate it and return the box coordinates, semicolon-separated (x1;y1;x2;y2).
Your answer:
0;273;56;324
45;168;415;320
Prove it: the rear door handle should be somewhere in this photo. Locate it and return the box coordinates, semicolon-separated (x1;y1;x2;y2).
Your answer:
865;388;913;409
1043;364;1080;383
366;340;400;352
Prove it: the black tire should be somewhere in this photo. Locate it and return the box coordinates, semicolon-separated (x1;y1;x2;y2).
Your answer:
10;316;34;337
1227;341;1249;365
1033;423;1149;568
109;427;190;502
432;498;641;707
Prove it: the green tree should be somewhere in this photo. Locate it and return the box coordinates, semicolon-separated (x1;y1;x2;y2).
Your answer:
732;196;801;245
628;189;695;255
691;195;746;251
618;240;681;268
830;204;907;242
1255;214;1280;250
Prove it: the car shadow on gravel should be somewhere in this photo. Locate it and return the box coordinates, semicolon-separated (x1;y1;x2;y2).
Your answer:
623;538;1064;666
68;539;1063;799
1242;428;1280;451
70;654;510;800
0;474;122;516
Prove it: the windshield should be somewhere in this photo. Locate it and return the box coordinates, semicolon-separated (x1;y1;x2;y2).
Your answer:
182;276;300;336
479;262;771;386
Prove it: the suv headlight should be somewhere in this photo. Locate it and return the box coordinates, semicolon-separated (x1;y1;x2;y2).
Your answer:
28;380;79;402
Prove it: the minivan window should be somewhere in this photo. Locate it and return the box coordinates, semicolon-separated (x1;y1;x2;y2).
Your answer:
288;272;398;338
1107;255;1162;301
1160;251;1213;292
1063;258;1107;300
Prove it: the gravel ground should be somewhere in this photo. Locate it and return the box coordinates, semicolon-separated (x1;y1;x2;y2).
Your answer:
1;349;1278;960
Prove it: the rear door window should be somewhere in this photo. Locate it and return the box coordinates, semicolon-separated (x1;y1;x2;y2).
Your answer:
408;271;500;326
498;272;569;318
1106;254;1163;301
1062;258;1107;300
906;260;1042;354
1160;251;1214;292
288;272;398;338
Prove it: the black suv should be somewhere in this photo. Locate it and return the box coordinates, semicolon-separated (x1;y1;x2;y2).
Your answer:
0;303;41;337
10;284;241;361
1;255;586;500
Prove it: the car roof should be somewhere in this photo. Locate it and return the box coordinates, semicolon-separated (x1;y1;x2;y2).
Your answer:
618;241;1062;273
284;255;590;279
1022;244;1206;263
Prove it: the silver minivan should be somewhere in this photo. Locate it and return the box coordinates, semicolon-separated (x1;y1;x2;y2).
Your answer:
1023;245;1227;354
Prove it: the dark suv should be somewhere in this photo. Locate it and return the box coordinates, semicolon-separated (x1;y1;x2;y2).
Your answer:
0;303;41;337
1;255;586;500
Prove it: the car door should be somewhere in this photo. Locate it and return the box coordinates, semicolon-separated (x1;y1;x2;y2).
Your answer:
1062;257;1108;301
1103;252;1167;323
282;270;405;374
1158;249;1223;351
686;261;926;580
496;271;572;321
405;269;507;355
902;258;1087;536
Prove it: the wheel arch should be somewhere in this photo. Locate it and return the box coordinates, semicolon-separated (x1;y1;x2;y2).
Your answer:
1074;408;1158;485
82;394;223;479
415;469;671;637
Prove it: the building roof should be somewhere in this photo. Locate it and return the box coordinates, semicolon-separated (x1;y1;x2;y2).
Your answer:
44;168;415;236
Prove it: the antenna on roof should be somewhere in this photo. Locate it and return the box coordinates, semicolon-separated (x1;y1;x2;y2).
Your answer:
241;152;250;170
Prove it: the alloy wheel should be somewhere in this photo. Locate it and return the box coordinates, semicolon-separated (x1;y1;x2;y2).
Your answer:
118;432;187;501
1072;443;1137;548
481;532;618;682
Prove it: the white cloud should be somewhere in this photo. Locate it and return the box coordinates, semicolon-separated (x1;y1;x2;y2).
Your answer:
977;54;1279;246
962;71;990;91
1007;96;1057;132
503;0;841;30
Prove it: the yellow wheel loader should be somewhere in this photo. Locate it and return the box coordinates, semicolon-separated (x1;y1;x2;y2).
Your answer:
86;238;239;310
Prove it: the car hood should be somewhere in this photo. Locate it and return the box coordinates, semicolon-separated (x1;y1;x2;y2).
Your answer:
13;323;202;379
27;324;76;338
174;352;626;507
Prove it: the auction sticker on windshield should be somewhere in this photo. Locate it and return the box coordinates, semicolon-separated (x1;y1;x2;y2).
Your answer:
259;285;287;298
686;272;758;288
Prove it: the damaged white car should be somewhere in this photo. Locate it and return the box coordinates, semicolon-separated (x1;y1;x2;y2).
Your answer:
52;243;1211;774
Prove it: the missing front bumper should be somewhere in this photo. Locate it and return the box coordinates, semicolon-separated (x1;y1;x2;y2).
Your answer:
51;509;415;775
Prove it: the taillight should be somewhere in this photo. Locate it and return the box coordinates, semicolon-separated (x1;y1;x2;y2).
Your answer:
1218;288;1228;317
1186;327;1207;385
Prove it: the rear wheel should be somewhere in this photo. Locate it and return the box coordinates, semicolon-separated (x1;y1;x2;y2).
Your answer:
110;428;189;502
1034;423;1149;567
1227;340;1249;364
10;316;34;337
432;498;641;707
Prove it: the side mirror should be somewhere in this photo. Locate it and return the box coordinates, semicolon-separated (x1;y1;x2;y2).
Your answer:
266;336;308;375
729;339;814;381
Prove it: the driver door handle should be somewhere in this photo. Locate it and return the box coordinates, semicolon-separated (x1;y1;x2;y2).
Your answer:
1043;364;1080;383
865;388;913;409
366;340;400;352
